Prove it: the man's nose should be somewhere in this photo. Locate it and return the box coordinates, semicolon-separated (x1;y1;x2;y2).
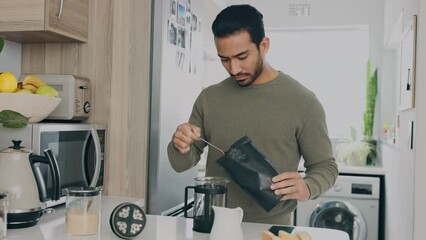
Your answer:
228;60;241;75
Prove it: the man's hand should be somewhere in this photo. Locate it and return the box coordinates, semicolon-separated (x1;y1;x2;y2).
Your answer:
172;123;201;154
270;172;310;202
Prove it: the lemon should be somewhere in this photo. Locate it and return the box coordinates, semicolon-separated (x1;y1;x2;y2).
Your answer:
0;71;18;93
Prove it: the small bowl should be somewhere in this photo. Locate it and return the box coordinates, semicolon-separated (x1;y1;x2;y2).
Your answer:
0;93;62;123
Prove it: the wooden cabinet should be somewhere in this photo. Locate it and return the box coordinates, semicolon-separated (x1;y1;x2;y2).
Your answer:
0;0;88;43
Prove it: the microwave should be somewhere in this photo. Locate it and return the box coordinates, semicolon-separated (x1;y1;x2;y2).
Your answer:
0;123;105;207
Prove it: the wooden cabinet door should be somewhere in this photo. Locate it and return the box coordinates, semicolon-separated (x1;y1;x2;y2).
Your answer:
0;0;45;31
0;0;88;43
47;0;88;42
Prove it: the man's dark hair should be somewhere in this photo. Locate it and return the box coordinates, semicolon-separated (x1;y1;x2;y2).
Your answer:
212;4;265;48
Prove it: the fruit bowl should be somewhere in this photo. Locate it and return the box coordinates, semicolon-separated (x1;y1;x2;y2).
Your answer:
0;93;61;123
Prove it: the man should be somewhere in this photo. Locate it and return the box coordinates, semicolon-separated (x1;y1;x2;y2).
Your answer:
167;4;338;225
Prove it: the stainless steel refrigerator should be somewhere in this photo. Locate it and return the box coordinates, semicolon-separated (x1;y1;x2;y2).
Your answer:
148;0;205;216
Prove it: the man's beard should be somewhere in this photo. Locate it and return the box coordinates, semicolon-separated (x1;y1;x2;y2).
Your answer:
232;57;264;87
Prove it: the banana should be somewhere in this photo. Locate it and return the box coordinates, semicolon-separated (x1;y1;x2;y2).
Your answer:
21;84;38;93
22;75;46;88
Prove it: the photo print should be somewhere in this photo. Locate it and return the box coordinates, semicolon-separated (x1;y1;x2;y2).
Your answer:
177;26;186;49
168;20;177;45
175;50;185;69
170;0;177;20
186;0;192;24
177;2;186;26
191;13;197;31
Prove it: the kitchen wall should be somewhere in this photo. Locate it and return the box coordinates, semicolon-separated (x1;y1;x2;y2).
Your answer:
0;40;21;77
200;1;228;87
228;0;384;64
414;2;426;239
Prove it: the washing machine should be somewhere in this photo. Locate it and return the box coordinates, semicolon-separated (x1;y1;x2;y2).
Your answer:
295;175;380;240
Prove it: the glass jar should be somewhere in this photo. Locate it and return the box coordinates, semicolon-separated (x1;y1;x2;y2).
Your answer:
65;187;102;236
0;190;7;239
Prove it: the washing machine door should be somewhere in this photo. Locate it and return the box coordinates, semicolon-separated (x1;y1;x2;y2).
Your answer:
310;200;367;240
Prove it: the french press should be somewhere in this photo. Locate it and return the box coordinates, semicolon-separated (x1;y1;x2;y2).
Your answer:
184;177;229;233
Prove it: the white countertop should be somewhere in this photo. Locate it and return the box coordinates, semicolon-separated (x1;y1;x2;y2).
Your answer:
7;196;349;240
298;161;385;176
336;164;385;175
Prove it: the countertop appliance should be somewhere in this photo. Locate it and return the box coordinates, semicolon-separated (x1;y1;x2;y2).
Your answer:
0;142;61;228
20;74;91;121
0;123;105;207
295;175;380;240
148;0;204;216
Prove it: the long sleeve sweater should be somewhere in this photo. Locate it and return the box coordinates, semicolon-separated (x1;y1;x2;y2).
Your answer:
168;72;338;224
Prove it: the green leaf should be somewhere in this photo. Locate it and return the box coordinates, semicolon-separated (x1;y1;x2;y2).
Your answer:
0;110;29;128
0;36;4;53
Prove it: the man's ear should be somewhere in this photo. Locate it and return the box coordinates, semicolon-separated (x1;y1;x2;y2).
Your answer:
260;37;270;54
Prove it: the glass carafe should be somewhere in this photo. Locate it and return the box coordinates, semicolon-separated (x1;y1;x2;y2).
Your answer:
184;177;229;233
66;187;102;236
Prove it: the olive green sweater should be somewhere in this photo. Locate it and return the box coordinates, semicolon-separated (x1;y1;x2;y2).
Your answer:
168;72;338;224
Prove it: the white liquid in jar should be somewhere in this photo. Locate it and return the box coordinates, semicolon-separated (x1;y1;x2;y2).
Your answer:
66;210;99;236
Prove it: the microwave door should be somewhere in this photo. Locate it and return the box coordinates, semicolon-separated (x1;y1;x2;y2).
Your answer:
39;130;90;195
83;126;102;187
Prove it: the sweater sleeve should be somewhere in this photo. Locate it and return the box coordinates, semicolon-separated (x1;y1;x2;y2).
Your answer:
167;141;203;172
167;92;206;173
297;94;338;199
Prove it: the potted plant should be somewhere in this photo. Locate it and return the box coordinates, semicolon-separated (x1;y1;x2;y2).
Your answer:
334;61;378;166
335;127;373;166
363;60;378;165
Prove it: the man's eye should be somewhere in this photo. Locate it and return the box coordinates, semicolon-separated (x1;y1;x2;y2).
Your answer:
238;55;247;60
220;58;229;62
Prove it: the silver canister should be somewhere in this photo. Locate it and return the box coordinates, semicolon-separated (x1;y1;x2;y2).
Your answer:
0;191;7;239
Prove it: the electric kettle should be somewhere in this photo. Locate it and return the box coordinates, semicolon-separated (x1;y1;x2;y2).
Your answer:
0;140;61;228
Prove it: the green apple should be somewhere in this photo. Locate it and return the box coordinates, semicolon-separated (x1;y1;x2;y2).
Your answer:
35;85;58;97
16;88;33;94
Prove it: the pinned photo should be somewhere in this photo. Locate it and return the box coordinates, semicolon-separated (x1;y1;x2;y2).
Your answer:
168;20;177;45
191;13;198;31
177;26;186;49
170;0;177;20
177;2;185;26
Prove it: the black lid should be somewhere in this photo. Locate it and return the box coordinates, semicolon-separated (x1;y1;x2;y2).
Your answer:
109;203;146;239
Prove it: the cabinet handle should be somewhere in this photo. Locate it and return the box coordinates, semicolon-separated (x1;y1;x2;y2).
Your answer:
406;68;411;91
57;0;64;19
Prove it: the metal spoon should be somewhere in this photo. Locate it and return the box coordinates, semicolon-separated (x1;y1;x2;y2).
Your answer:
199;137;225;155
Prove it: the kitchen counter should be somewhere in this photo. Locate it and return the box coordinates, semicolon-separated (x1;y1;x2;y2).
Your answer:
299;160;385;176
8;196;349;240
336;164;385;175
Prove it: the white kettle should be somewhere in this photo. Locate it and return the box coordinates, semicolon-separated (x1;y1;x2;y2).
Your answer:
0;140;61;228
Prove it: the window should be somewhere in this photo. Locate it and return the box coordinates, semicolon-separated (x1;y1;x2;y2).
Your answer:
267;26;369;139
